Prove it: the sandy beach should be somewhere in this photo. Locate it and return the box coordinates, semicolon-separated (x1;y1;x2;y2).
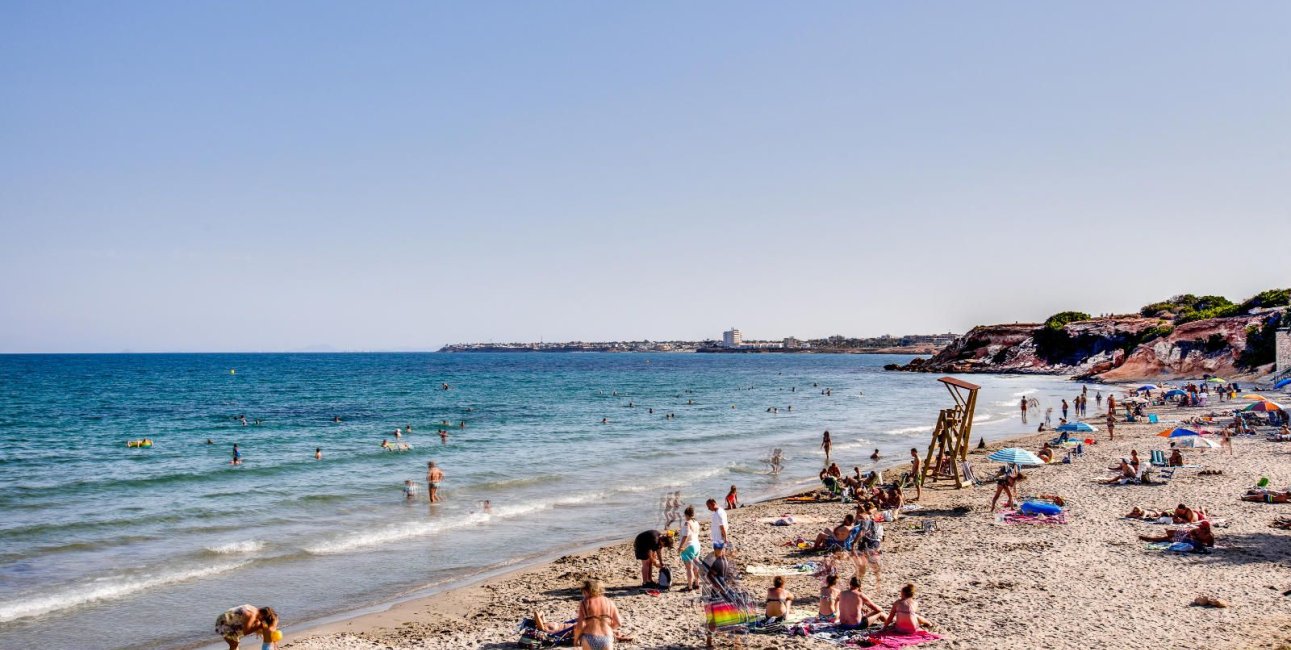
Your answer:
284;398;1291;650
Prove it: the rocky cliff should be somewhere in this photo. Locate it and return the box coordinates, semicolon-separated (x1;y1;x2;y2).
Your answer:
891;309;1285;381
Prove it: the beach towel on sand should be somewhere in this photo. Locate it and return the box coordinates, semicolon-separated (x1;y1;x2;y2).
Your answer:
996;510;1067;525
859;630;942;648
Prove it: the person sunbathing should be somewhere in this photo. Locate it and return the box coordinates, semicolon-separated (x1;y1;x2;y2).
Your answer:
880;583;932;635
837;576;884;630
1172;504;1204;523
1126;506;1169;519
813;517;855;549
1037;442;1054;463
818;574;840;621
764;576;794;622
1105;458;1137;484
1243;489;1291;503
1138;520;1214;548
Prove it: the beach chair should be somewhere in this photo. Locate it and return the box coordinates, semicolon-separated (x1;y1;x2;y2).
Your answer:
960;461;985;487
1150;450;1167;467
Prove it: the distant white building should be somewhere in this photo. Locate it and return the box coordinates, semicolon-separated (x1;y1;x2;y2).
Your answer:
722;328;743;348
783;337;801;349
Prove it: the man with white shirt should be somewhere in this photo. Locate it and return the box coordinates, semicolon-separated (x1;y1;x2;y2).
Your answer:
706;498;730;550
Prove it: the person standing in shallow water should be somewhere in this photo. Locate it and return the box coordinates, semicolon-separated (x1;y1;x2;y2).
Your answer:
821;430;832;465
1019;397;1028;424
427;461;444;503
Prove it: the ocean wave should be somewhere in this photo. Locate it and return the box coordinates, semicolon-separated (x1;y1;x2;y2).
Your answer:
205;540;266;554
884;425;928;435
1012;389;1038;396
0;561;250;623
304;512;491;555
473;474;563;491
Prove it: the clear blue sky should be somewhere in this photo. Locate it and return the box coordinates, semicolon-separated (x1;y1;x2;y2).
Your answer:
2;2;1288;352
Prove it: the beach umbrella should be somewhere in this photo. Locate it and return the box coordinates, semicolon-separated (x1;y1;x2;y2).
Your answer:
1242;394;1267;401
1135;384;1159;392
1275;378;1291;390
1056;421;1096;433
1243;400;1285;413
1156;427;1202;438
1174;436;1220;449
1164;389;1188;398
986;448;1045;466
1207;377;1227;384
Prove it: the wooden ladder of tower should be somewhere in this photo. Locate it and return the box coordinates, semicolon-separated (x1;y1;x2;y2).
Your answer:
919;376;982;489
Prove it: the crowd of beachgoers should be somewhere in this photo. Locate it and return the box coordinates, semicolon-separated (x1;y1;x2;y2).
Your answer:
256;379;1291;650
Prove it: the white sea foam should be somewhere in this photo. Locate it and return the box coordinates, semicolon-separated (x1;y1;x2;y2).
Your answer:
205;540;265;554
884;425;929;435
1012;389;1038;396
304;512;491;555
0;561;250;623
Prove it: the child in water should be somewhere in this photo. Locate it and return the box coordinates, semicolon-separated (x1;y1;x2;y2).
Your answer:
403;480;416;500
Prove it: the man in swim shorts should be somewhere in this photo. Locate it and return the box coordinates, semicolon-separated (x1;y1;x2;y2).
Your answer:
427;461;444;503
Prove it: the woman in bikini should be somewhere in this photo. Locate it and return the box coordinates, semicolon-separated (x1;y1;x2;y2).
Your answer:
881;583;932;634
763;576;794;623
818;574;840;621
573;579;622;650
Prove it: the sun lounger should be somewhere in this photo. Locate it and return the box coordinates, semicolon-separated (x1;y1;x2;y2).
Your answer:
1150;450;1167;467
960;461;986;487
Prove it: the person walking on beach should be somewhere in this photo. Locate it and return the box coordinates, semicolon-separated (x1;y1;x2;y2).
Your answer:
573;579;622;650
821;430;832;465
706;498;730;550
1105;413;1115;441
678;505;702;590
1019;398;1028;424
1061;399;1069;420
909;448;922;501
426;461;444;503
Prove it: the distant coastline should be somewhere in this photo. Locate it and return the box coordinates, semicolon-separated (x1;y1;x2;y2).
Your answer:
438;333;955;356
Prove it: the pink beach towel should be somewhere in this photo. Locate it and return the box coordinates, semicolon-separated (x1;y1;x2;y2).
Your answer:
862;630;942;648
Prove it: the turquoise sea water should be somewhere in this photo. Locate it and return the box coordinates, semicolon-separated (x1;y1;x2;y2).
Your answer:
0;353;1083;649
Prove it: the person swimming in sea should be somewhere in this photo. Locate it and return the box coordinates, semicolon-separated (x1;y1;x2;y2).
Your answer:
231;444;242;465
315;447;322;460
207;438;214;445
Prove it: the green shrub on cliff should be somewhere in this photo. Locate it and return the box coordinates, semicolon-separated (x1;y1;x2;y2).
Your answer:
1239;288;1291;313
1044;311;1091;331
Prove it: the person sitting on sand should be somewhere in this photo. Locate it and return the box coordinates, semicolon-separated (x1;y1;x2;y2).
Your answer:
827;463;842;478
1243;489;1291;503
837;576;884;630
881;583;933;635
818;574;840;621
573;579;624;650
1138;520;1215;549
1171;504;1205;523
1105;458;1137;485
1038;442;1054;463
214;604;278;650
1168;449;1184;467
764;576;794;623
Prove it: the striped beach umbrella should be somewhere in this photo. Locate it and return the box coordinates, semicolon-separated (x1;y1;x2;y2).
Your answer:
986;448;1045;466
1242;394;1267;401
1243;400;1285;412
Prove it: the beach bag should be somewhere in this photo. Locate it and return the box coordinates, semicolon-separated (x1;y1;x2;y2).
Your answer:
657;566;672;589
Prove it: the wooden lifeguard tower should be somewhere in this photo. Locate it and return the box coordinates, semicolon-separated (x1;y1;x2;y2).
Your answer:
919;376;981;489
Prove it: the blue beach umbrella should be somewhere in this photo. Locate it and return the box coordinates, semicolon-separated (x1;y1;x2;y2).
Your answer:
1056;421;1096;433
1135;384;1159;392
1275;378;1291;390
1164;389;1187;398
986;448;1045;466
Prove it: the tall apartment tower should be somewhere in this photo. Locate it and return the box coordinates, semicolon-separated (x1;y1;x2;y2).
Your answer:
722;328;743;348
